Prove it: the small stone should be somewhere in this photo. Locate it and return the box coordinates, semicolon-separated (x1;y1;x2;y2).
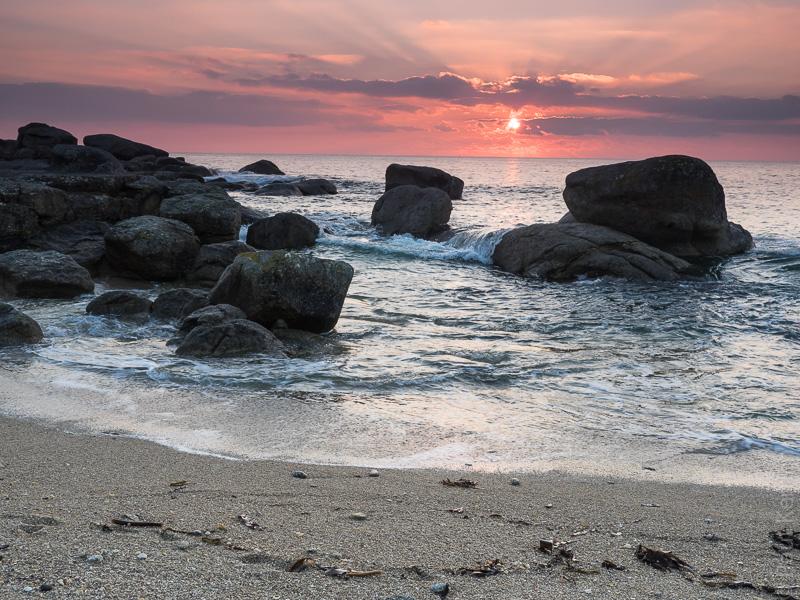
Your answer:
350;513;368;521
622;543;633;549
431;582;450;597
704;518;714;524
545;503;553;509
175;541;191;551
292;470;308;479
23;587;34;593
18;524;44;534
136;552;148;560
368;469;380;478
86;554;104;563
39;584;54;592
510;478;521;486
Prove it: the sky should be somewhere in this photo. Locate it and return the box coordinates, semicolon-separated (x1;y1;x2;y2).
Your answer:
0;0;798;159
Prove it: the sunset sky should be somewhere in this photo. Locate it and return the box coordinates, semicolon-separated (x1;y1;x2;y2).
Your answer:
1;0;798;159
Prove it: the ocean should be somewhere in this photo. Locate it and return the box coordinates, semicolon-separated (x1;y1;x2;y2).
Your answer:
2;155;799;477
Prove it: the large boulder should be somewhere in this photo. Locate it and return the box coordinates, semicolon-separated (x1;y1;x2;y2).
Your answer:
385;164;464;200
83;134;168;161
563;155;752;257
175;319;286;358
210;251;354;333
104;216;200;281
492;222;692;282
151;288;209;320
297;179;337;195
177;303;247;337
17;123;77;156
238;159;284;175
246;213;319;250
187;240;254;287
159;193;241;243
0;180;69;231
0;303;43;345
0;140;17;159
86;291;152;319
254;182;302;196
0;250;94;298
371;185;452;237
0;204;39;251
50;144;124;174
27;220;109;267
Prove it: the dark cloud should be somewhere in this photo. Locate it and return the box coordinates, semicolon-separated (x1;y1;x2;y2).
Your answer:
522;116;800;137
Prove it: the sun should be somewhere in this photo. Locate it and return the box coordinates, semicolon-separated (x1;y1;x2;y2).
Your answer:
506;117;521;131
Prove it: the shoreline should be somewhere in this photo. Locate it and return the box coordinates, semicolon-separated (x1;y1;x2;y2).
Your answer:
1;414;799;599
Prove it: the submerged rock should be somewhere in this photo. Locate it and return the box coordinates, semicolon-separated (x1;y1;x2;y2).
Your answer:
210;251;354;333
104;216;200;281
492;222;691;282
246;213;319;250
151;288;209;320
0;249;94;298
563;155;752;257
177;303;247;337
297;178;337;195
83;134;168;161
187;240;255;287
175;319;285;358
254;182;302;196
0;303;43;345
371;185;452;237
238;159;284;176
86;291;152;319
159;192;241;243
385;163;464;200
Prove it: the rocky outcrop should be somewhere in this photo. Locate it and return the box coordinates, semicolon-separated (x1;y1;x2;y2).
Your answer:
177;304;247;338
104;216;200;281
151;288;209;320
254;182;302;196
209;251;354;333
175;318;286;358
238;160;284;176
0;303;43;345
297;179;337;195
17;123;77;157
159;192;241;243
492;222;692;282
187;241;254;287
246;213;319;250
0;249;94;298
50;144;124;174
86;291;153;319
385;164;464;200
0;204;39;251
83;134;168;161
27;220;109;268
563;155;752;257
371;185;452;237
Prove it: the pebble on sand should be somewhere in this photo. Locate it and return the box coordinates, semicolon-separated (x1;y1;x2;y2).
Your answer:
368;469;380;477
351;512;368;521
86;554;103;563
431;582;450;597
510;477;521;486
291;470;308;479
136;552;148;560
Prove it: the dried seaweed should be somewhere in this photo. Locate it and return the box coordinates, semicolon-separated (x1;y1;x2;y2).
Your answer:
635;544;693;572
441;478;477;489
111;518;163;528
237;514;263;531
458;558;502;577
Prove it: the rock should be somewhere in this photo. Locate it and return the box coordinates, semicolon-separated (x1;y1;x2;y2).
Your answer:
0;181;70;228
492;222;692;282
563;155;752;257
510;478;521;486
39;584;53;592
23;586;34;593
371;185;452;237
175;541;192;551
0;303;43;345
50;144;124;174
297;178;337;195
17;123;77;156
151;288;209;320
83;134;168;161
291;470;308;479
246;213;319;250
0;139;16;159
0;203;39;251
254;182;302;196
430;582;450;597
210;251;354;333
159;193;241;243
237;203;268;225
136;552;148;560
175;319;284;357
350;513;368;521
368;469;380;478
85;554;103;563
238;159;284;175
386;163;463;199
0;250;94;298
187;241;255;287
105;216;200;281
86;291;152;319
27;221;109;268
177;304;247;337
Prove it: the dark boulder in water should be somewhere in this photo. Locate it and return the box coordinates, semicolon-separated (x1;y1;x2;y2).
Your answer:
83;134;168;161
0;302;43;345
246;213;319;251
492;222;691;282
17;123;77;157
297;178;337;195
86;290;152;319
371;185;452;237
210;251;354;333
385;163;464;200
188;240;255;287
0;249;94;298
50;144;124;174
104;216;200;281
159;192;242;244
27;220;109;268
175;319;285;358
254;182;302;196
238;159;284;176
151;288;209;320
563;155;752;257
177;303;247;337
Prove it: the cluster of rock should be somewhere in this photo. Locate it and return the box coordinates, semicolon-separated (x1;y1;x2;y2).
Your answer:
0;122;351;353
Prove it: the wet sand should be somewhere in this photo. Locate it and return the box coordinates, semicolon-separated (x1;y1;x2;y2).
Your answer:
1;415;798;599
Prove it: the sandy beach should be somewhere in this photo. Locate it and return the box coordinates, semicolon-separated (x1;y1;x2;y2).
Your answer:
1;412;798;599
